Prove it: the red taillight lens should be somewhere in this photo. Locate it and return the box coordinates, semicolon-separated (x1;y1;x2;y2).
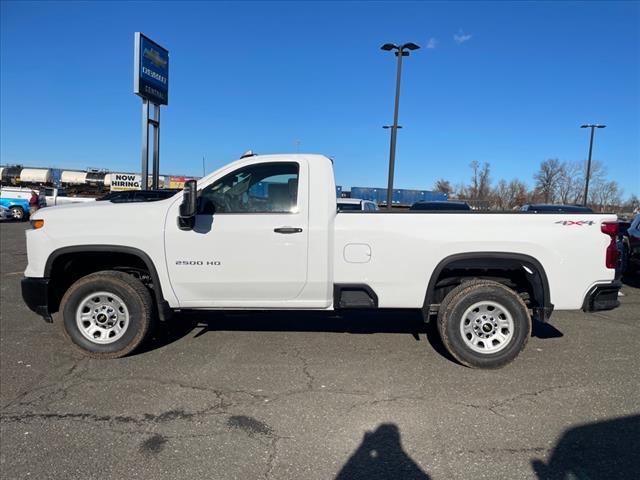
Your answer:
601;222;618;236
601;222;619;269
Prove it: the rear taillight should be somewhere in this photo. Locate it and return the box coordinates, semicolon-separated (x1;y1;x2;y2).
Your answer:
601;222;619;269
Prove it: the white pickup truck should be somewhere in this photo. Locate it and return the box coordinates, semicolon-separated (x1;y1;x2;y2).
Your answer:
1;186;96;207
21;154;621;368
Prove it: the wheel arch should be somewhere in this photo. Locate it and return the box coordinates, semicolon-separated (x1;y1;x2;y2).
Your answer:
424;252;553;321
44;245;171;320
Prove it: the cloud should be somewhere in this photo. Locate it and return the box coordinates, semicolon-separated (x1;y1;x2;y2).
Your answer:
426;37;438;49
453;29;472;44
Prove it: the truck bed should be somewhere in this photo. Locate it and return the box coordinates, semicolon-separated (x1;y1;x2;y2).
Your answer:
334;211;616;310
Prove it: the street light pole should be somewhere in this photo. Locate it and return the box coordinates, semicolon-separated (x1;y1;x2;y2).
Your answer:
381;42;420;210
580;124;606;206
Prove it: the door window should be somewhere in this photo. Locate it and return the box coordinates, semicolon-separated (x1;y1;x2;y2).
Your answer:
199;162;299;214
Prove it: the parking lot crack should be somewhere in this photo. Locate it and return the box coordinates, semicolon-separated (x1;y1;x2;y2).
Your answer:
0;403;228;427
264;436;281;480
72;376;271;409
370;394;428;406
291;347;315;390
454;383;578;418
345;393;429;414
1;357;89;412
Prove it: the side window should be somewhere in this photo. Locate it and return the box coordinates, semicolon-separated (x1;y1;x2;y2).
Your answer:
199;162;299;214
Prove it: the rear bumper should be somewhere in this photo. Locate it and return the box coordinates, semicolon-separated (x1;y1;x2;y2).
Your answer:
21;277;52;322
582;281;621;312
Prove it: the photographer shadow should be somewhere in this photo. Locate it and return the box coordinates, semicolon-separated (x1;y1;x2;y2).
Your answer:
532;414;640;479
335;424;430;480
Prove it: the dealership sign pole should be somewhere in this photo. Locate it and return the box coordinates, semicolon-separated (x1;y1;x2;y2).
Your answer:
134;32;169;190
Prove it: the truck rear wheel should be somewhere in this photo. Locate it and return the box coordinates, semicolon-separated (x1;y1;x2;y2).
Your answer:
58;271;154;358
437;280;531;369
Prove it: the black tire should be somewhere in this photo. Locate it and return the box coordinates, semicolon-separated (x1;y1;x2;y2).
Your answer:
58;270;154;358
9;206;25;221
437;280;531;369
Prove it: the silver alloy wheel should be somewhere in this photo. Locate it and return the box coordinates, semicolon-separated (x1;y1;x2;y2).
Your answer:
10;207;24;220
459;300;515;354
75;291;130;344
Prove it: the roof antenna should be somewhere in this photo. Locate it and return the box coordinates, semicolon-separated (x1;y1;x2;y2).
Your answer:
240;150;257;159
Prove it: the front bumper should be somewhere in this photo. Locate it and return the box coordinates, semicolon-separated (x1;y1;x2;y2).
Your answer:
582;281;622;312
21;277;53;322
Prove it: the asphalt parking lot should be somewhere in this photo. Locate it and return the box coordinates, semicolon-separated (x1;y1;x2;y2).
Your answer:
1;220;639;479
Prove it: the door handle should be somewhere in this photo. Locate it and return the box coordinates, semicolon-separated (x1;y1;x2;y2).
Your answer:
274;227;303;234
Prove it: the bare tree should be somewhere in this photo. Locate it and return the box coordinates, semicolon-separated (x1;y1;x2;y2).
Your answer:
580;160;607;205
493;179;509;210
478;162;491;200
453;182;467;199
444;156;627;213
468;161;491;200
508;179;529;208
433;179;452;196
623;194;640;213
590;180;622;212
469;160;480;199
557;161;583;204
534;159;564;203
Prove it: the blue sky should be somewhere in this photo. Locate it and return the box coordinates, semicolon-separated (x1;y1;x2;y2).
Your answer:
1;1;638;196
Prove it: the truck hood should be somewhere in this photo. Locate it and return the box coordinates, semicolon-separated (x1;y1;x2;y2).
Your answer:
31;196;175;223
37;201;101;213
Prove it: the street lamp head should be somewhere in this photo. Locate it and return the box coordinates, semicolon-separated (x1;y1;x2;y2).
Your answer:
381;43;398;51
402;42;420;51
581;124;607;129
383;125;402;129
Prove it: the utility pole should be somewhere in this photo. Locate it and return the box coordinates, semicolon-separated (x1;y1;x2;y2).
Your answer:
380;42;420;210
580;124;606;206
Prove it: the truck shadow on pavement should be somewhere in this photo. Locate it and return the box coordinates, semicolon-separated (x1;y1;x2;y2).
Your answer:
139;309;563;360
531;414;640;480
335;423;430;480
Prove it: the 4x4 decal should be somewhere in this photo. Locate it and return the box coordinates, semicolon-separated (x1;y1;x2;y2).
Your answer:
555;220;595;226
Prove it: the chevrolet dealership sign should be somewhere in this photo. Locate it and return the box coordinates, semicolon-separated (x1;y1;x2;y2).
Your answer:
134;32;169;105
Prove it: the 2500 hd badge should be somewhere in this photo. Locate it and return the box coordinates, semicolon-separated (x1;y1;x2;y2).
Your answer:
175;260;221;266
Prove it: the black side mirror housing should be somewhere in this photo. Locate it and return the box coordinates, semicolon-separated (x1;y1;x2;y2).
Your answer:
178;180;197;231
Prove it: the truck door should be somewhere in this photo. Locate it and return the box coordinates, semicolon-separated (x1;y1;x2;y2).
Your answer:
164;160;309;307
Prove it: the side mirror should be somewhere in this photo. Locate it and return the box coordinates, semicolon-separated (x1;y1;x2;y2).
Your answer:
178;180;197;231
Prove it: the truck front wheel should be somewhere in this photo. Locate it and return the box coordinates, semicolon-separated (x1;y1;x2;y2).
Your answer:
58;271;154;358
437;280;531;369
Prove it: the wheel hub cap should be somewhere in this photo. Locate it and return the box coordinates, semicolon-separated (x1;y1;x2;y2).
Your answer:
460;300;515;354
75;291;130;344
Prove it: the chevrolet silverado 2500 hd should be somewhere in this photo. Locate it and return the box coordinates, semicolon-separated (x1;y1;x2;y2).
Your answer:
21;154;621;368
